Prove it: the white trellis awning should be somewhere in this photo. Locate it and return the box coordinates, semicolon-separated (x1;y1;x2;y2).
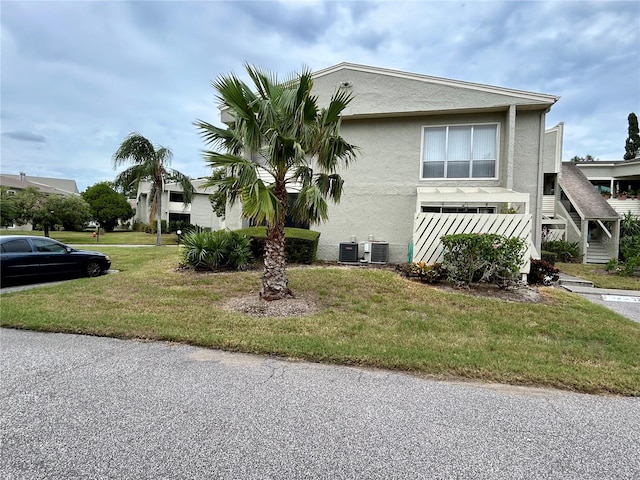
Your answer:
416;186;530;214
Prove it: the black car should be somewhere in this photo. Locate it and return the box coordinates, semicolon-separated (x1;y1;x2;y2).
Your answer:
0;235;111;286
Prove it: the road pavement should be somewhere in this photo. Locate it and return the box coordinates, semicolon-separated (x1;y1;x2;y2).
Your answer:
558;276;640;322
1;328;638;479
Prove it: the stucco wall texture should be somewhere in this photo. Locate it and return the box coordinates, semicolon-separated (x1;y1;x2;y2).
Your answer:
310;67;552;263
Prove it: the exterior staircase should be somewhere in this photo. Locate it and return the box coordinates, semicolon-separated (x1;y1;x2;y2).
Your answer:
586;242;611;264
568;211;581;231
557;273;594;288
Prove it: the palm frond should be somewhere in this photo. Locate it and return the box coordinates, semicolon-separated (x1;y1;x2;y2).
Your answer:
291;184;329;224
114;164;152;194
112;133;156;167
166;170;195;204
240;180;280;225
289;165;314;187
314;173;344;203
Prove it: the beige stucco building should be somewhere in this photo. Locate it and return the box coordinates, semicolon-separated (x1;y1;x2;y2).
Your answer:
296;63;559;266
138;63;569;268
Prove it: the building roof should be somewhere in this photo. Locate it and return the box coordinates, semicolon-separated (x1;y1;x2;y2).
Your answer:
559;163;620;220
0;173;79;196
313;62;560;106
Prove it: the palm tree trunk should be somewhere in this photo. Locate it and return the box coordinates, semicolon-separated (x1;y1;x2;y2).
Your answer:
260;185;293;301
155;188;162;246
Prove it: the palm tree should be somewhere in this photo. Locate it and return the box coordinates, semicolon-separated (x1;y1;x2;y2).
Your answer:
196;64;357;300
113;133;195;246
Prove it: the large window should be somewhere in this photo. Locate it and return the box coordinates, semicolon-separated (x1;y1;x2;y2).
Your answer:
422;124;498;179
169;192;185;203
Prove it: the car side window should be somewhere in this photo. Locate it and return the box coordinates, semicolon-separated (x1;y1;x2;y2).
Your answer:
31;238;67;253
1;239;33;253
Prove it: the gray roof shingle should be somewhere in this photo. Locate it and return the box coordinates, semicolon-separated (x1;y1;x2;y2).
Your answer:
559;163;620;219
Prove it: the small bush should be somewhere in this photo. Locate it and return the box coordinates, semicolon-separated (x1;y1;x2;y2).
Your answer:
540;250;558;265
236;227;320;265
542;240;580;263
441;233;526;288
180;229;252;271
396;262;447;283
528;258;560;285
619;235;640;276
131;221;148;232
605;258;620;273
169;220;199;234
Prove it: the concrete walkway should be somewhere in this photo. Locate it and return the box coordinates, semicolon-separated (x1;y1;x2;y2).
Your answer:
558;273;640;322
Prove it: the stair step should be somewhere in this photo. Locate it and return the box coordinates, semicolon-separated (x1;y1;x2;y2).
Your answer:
558;277;595;288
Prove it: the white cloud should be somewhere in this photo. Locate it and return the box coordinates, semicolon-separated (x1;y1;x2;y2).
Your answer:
1;0;638;191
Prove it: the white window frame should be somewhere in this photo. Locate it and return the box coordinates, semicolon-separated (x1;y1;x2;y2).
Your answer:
420;123;500;180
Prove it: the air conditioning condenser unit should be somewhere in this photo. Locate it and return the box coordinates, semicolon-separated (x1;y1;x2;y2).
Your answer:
339;242;359;263
368;241;389;264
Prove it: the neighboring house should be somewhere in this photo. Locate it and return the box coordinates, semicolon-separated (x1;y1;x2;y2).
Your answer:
541;130;639;263
134;178;223;231
574;157;640;219
0;172;80;230
0;172;79;196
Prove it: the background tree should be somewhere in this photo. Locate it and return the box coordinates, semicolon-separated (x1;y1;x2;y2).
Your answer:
208;169;227;219
570;154;597;162
624;112;640;160
45;195;92;231
82;182;134;231
196;64;357;300
0;187;19;227
12;186;44;227
113;133;195;245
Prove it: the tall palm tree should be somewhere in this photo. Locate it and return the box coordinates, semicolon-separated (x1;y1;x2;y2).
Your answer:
113;133;195;246
196;64;357;300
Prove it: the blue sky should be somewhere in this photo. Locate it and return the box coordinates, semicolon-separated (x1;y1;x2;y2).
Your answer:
1;0;639;191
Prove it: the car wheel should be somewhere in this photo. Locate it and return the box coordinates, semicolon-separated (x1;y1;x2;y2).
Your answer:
86;261;102;277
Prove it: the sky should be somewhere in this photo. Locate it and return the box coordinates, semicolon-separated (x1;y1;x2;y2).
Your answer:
1;0;639;192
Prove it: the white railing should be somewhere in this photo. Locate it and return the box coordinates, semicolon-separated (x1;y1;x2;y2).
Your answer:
413;213;532;273
167;201;191;213
607;198;640;218
542;195;555;217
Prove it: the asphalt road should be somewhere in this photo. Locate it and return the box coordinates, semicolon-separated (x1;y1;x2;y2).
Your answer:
1;329;639;479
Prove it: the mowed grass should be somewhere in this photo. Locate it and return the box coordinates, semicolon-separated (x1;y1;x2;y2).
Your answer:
0;229;179;245
1;247;639;396
557;262;640;290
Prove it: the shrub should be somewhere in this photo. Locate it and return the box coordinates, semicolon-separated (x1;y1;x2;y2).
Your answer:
528;258;560;285
131;221;148;232
396;262;447;283
441;233;526;288
180;230;252;271
542;240;580;263
619;235;640;276
169;220;199;234
620;212;640;237
235;227;320;265
540;250;558;265
605;258;620;273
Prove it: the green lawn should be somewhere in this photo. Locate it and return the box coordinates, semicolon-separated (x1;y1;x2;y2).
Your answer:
558;262;640;290
0;229;179;245
1;247;639;396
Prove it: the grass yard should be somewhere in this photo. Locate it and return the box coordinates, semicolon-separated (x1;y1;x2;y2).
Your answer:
1;247;639;396
557;262;640;290
0;229;179;245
